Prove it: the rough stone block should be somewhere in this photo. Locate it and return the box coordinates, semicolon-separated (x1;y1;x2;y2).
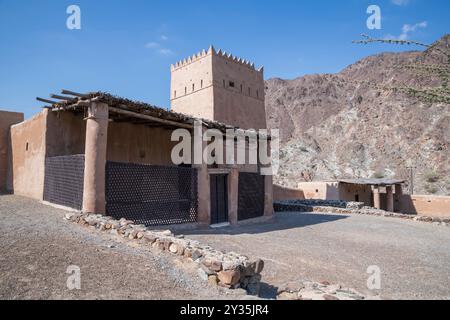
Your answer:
218;269;241;286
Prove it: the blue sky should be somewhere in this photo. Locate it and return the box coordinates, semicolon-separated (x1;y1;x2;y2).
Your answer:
0;0;448;119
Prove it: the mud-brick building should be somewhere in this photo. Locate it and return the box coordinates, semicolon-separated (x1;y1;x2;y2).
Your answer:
9;91;273;227
297;179;406;212
6;47;273;226
0;110;24;193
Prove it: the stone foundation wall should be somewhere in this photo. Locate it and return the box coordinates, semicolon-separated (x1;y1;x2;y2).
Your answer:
274;200;450;227
285;199;365;209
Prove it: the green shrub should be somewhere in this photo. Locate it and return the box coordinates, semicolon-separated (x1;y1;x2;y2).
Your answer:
372;171;385;179
424;171;440;183
425;184;439;194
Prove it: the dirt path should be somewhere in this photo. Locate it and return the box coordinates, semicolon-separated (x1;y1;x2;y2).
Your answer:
0;195;233;300
183;211;450;300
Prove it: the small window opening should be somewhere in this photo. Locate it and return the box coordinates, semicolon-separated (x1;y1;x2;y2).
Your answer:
201;80;203;88
174;90;176;98
256;89;259;98
315;189;319;193
26;142;29;151
248;87;251;96
355;194;360;202
192;83;195;92
185;87;187;95
229;81;235;88
240;84;243;93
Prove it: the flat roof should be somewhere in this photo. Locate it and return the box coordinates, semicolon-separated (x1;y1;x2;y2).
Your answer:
37;90;270;138
337;178;406;186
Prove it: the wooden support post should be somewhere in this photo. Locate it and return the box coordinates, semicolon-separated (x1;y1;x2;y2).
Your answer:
193;121;210;224
228;167;239;225
394;184;403;212
373;186;381;210
386;185;394;212
82;102;109;215
264;174;274;216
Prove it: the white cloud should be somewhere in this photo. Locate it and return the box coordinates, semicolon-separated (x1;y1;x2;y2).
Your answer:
402;21;427;34
391;0;410;6
160;35;169;41
145;41;174;56
145;42;159;49
385;21;427;40
158;48;174;55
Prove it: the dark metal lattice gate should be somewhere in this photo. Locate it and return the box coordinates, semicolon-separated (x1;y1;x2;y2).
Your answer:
238;172;265;221
105;162;198;226
43;155;85;210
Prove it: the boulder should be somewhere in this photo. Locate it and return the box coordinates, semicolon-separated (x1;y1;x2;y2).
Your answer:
255;259;264;274
218;269;241;286
202;258;223;272
208;275;219;286
143;233;157;244
169;244;177;254
183;247;193;258
191;250;203;261
197;268;209;281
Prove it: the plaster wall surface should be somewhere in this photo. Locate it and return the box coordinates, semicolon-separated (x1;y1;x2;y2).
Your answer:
46;111;86;157
338;183;373;207
273;184;305;201
0;110;24;192
106;121;177;165
170;53;214;119
297;181;340;200
212;54;266;129
398;195;450;217
171;48;266;130
10;110;48;199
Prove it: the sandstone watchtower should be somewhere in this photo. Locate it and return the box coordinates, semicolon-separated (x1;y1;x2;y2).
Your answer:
170;46;266;129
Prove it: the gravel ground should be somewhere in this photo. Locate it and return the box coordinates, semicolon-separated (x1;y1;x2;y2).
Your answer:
3;194;449;300
0;195;239;300
183;211;450;300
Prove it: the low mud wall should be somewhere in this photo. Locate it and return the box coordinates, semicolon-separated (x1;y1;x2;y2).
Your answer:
398;195;450;218
273;184;305;201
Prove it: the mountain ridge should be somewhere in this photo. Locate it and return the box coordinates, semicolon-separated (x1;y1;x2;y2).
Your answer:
266;35;450;195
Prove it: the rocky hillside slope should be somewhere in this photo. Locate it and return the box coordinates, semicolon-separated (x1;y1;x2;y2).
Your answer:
266;35;450;195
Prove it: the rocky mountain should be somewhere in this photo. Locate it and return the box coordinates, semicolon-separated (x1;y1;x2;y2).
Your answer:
266;35;450;195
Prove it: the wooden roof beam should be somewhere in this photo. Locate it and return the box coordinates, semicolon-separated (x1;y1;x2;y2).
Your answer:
50;94;77;101
36;97;59;105
108;106;193;129
61;89;89;98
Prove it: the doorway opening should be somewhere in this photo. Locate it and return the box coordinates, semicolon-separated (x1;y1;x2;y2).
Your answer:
210;174;228;225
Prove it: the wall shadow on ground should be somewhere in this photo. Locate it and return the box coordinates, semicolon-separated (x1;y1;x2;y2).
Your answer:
181;212;349;236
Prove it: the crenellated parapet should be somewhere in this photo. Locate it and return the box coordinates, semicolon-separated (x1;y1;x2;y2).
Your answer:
171;45;264;73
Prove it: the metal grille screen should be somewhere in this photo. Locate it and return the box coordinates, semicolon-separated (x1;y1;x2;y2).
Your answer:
105;161;198;226
44;155;85;210
238;172;265;221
